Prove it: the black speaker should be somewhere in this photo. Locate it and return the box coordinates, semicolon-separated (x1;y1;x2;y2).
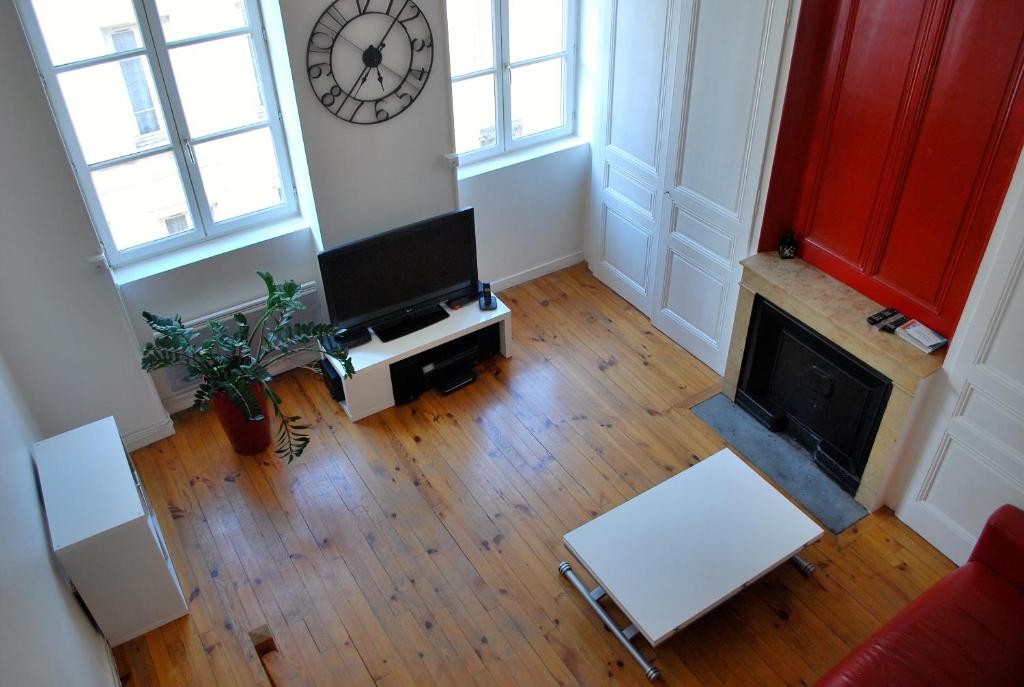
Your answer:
319;359;345;401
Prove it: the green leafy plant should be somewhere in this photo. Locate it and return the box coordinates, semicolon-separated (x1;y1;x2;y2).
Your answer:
140;272;354;462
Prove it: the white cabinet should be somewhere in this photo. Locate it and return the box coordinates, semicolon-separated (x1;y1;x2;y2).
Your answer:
323;298;512;421
33;416;187;646
586;0;794;373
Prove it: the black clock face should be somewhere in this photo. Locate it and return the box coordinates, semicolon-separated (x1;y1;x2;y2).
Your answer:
307;0;433;124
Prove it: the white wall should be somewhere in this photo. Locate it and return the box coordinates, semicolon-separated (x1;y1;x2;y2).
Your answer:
458;143;589;290
118;229;323;343
0;352;116;687
6;0;591;422
277;0;459;249
268;0;591;295
0;0;171;448
117;228;325;410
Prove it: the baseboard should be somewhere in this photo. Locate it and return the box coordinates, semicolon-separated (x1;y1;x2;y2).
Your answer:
103;639;121;687
121;416;176;452
160;350;321;415
490;251;585;293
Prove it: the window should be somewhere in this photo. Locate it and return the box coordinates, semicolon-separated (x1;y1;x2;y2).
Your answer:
109;28;162;138
16;0;297;265
446;0;576;161
162;213;189;235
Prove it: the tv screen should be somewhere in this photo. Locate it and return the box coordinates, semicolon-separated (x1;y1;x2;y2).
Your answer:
318;208;478;330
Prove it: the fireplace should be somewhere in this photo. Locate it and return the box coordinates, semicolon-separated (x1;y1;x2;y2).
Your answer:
723;254;944;509
736;296;893;495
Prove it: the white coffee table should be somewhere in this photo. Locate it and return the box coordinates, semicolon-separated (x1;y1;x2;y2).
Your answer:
560;448;823;680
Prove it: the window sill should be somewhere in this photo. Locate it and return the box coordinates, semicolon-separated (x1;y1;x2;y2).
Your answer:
111;216;311;286
456;136;589;182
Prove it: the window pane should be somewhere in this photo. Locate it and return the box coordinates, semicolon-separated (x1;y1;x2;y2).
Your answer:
155;0;249;43
163;213;190;234
92;152;194;251
445;0;493;77
452;74;497;154
57;58;169;164
508;0;564;63
511;58;564;138
194;128;284;222
170;35;267;137
29;0;142;66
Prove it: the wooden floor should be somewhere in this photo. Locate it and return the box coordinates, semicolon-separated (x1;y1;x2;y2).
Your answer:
115;264;954;687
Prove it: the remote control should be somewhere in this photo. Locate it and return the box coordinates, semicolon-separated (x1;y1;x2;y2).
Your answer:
867;307;897;326
880;314;909;333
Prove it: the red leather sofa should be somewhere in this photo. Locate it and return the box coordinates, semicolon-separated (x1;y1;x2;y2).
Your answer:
815;504;1024;687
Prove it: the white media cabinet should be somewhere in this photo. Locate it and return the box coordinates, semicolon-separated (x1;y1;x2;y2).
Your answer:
322;296;512;421
33;416;188;646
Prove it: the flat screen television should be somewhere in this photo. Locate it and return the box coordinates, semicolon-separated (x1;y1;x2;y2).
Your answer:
318;208;479;334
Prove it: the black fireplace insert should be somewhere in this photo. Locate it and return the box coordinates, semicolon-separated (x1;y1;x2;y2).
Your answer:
736;296;892;495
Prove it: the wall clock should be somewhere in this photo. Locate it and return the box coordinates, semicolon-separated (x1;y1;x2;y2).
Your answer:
307;0;433;124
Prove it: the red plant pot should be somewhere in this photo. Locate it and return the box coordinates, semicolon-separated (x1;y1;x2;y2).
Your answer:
211;385;272;455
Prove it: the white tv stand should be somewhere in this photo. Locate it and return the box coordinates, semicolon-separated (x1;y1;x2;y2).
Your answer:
321;296;512;421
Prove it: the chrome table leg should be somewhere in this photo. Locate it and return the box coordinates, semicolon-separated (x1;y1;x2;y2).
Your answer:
559;562;661;681
791;554;816;577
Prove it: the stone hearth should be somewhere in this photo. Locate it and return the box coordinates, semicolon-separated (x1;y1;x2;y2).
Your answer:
723;253;945;509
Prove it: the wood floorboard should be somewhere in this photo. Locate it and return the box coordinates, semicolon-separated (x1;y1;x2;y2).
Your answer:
114;264;955;686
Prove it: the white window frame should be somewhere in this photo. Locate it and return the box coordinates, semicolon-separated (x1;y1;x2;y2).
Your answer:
449;0;577;165
15;0;298;267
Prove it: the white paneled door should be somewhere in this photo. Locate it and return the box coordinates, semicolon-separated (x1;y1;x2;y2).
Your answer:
588;0;793;373
651;0;790;374
588;0;679;315
894;154;1024;564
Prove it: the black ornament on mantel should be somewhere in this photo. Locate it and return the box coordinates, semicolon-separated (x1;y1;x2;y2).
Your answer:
778;230;799;259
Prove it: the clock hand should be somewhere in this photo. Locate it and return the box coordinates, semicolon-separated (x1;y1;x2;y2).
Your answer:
335;32;403;81
360;0;417;101
372;0;411;54
376;68;385;92
340;60;373;111
340;62;370;106
340;0;412;109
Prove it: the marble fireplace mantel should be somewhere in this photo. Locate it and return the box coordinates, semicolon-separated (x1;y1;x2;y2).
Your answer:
723;253;945;509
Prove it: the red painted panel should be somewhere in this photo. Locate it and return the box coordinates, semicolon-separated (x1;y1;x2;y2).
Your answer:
799;0;928;269
759;0;1024;339
759;1;840;253
876;0;1024;316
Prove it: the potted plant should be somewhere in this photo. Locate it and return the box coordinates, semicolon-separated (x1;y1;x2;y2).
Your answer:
140;272;354;462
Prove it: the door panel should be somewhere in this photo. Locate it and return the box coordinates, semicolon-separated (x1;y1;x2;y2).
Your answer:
602;207;651;291
675;0;771;214
800;0;928;269
606;166;656;219
663;250;728;345
672;205;733;266
923;432;1023;539
590;0;676;314
875;0;1024;310
651;0;791;373
896;155;1024;564
606;0;673;173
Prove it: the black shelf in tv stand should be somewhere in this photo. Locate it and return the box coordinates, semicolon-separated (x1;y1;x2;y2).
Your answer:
372;303;450;343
